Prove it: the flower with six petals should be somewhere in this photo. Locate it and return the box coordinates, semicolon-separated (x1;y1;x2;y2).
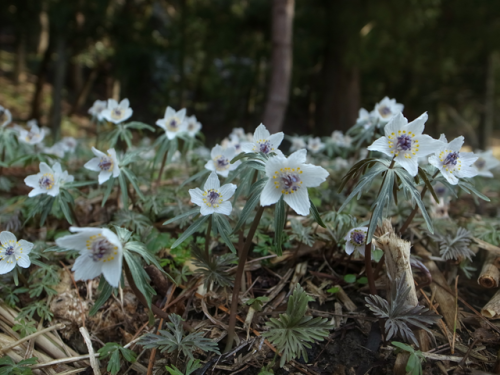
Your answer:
84;147;120;184
156;107;187;140
0;231;33;274
101;99;133;124
25;162;74;197
205;145;241;177
241;124;284;155
189;172;237;216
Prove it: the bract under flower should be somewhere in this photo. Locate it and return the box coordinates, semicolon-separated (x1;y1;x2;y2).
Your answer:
205;145;241;177
260;149;329;216
0;231;33;274
428;135;478;185
24;162;74;197
189;172;237;216
156;107;187;140
367;112;443;176
241;123;284;155
101;99;133;124
84;147;120;184
55;227;123;287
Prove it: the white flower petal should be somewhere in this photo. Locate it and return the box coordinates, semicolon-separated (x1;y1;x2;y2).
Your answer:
254;124;270;142
200;204;215;216
260;180;282;207
268;132;284;148
367;137;392;157
101;257;123;287
395;156;419;176
440;169;458;185
120;98;130;108
56;228;101;251
413;135;443;157
215;201;232;215
98;171;113;185
39;162;52;175
85;157;101;171
47;186;60;197
283;188;310;216
211;145;225;159
72;254;103;281
457;164;478;179
448;136;464;152
24;174;40;188
300;164;329;187
0;261;16;274
189;188;205;206
406;112;428;135
288;149;307;165
459;152;478;164
28;188;44;197
18;240;33;254
384;112;407;135
52;163;62;175
122;108;133;122
107;99;118;109
219;183;237;201
203;172;221;191
17;254;31;268
204;160;216;172
0;231;16;246
345;242;355;255
240;142;254;153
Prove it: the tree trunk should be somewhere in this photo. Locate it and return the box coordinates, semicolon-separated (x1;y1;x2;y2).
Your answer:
30;40;52;121
70;67;99;115
482;53;495;149
14;31;27;85
262;0;294;133
50;35;67;139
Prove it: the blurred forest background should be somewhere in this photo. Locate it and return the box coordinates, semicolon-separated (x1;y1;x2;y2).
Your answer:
0;0;499;148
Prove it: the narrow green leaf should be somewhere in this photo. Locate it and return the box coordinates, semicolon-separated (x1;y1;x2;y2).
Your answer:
124;251;156;309
417;168;439;203
171;214;210;249
89;278;114;316
309;199;326;228
122;167;145;200
233;188;262;233
102;177;115;207
213;214;237;253
163;207;200;225
178;169;210;190
118;173;129;207
274;196;286;255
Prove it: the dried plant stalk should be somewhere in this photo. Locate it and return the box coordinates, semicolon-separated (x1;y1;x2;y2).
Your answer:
478;252;500;288
481;289;500;319
375;220;418;306
473;237;500;269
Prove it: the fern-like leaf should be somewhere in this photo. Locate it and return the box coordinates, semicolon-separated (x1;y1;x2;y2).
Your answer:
430;227;474;261
191;246;237;288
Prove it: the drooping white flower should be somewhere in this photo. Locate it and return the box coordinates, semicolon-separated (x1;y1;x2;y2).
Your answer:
60;137;77;153
367;112;443;176
289;136;306;152
189;172;237;216
241;123;284;155
43;143;65;158
88;100;108;121
344;227;372;256
24;162;74;197
473;150;500;177
101;99;133;124
205;145;241;177
428;135;478;185
84;147;120;184
185;115;202;137
55;227;123;287
374;97;404;122
18;120;45;145
307;137;325;154
0;106;12;127
156;107;187;140
0;231;33;274
260;149;329;215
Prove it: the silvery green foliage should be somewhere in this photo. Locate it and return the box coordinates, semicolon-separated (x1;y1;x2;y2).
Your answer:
365;275;440;346
430;227;474;261
322;211;357;244
139;314;220;359
191;245;236;288
262;285;332;367
338;158;434;241
289;219;314;246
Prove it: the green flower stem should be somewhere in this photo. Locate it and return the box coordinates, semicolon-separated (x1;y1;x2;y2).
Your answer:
399;170;440;234
156;151;168;187
205;216;212;259
224;205;265;353
365;157;396;295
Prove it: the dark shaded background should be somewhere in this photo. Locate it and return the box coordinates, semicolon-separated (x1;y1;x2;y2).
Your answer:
0;0;498;147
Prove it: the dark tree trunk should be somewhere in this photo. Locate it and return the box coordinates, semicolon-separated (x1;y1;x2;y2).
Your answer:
262;0;295;133
482;53;495;149
70;66;99;115
30;40;53;121
14;31;27;85
50;35;67;139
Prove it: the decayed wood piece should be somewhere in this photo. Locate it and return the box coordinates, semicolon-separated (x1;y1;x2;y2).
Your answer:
374;220;418;306
414;244;459;331
478;251;500;288
393;352;410;375
481;289;500;319
473;237;500;268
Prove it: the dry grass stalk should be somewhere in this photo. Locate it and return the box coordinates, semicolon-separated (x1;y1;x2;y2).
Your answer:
414;244;459;331
79;327;101;375
333;285;356;312
374;220;418;306
478;251;500;288
0;323;66;355
481;289;500;319
473;237;500;268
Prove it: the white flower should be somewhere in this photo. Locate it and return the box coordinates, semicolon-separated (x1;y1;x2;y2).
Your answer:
289;136;306;152
332;157;350;171
367;112;443;176
205;145;241;177
330;131;351;147
428;135;478;185
84;147;120;184
189;172;237;216
307;137;325;154
24;162;73;197
60;137;77;153
222;134;243;154
101;99;133;124
260;149;329;215
0;231;33;274
43;143;65;158
185;115;202;137
230;128;246;140
344;227;372;256
241;123;284;155
55;227;123;287
88;100;108;121
0;106;12;127
374;97;404;122
156;107;187;140
473;150;500;177
18;120;45;145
